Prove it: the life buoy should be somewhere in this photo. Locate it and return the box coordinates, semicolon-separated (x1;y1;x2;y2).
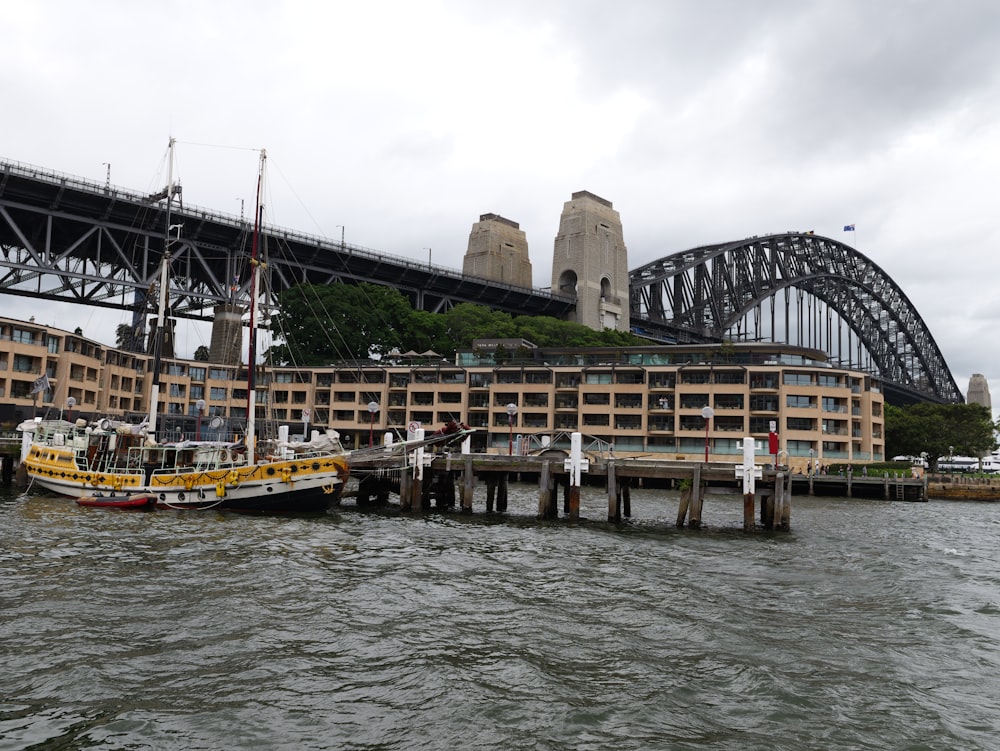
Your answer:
228;470;240;487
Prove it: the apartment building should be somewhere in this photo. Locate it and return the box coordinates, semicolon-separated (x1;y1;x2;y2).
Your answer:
0;317;884;471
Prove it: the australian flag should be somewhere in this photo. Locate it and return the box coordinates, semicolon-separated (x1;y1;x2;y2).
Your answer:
843;224;855;232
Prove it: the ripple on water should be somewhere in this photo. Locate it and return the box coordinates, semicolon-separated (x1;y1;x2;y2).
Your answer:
4;488;1000;750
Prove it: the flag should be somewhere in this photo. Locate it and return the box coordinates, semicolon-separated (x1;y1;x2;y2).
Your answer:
30;373;50;395
843;224;855;232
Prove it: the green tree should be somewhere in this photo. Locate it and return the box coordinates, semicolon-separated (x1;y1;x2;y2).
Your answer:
194;345;210;361
885;402;996;469
269;282;419;364
441;303;517;347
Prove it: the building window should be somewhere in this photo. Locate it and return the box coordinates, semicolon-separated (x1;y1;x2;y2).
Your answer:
786;395;815;409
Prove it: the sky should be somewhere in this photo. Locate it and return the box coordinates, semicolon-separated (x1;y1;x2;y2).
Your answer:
3;0;1000;405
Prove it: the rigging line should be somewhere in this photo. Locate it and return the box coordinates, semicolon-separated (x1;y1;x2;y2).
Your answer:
174;140;264;153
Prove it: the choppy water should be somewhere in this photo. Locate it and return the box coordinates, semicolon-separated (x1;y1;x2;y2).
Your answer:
2;483;999;750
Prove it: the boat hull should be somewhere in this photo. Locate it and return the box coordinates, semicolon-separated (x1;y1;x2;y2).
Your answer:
76;493;157;509
25;448;350;514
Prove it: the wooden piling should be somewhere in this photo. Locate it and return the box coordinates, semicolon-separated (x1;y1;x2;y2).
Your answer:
688;466;704;528
676;484;691;527
621;481;631;518
537;461;554;519
462;456;475;513
607;460;618;522
400;468;413;512
779;472;791;530
485;474;497;513
497;473;508;513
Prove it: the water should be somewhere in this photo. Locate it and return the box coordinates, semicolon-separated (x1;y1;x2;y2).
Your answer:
2;483;999;750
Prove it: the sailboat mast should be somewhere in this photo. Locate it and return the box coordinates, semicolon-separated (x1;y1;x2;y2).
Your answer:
245;149;266;463
148;137;177;440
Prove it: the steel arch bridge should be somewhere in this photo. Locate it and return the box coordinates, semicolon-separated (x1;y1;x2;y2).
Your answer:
629;232;962;404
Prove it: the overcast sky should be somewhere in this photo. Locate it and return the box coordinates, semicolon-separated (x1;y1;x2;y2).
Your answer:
3;0;1000;404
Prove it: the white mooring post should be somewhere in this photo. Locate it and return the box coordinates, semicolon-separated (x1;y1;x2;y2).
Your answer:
735;436;762;531
564;431;589;519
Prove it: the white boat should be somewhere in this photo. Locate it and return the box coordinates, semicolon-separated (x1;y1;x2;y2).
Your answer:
18;141;351;513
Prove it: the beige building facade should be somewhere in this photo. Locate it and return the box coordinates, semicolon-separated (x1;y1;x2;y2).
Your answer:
0;316;884;471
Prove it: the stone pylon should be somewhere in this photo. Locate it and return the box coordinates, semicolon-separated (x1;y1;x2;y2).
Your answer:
550;191;630;332
967;373;992;411
462;213;532;288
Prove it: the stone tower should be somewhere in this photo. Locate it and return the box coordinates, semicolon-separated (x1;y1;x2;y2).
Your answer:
967;373;992;411
551;191;630;332
463;213;533;288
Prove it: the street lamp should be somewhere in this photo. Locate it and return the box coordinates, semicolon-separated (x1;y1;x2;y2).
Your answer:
337;225;345;252
424;247;432;267
506;403;518;456
195;399;206;440
66;396;76;423
808;447;815;476
368;400;379;447
701;405;714;463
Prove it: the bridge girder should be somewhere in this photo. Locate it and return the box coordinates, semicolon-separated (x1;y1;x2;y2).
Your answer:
629;233;962;403
0;159;575;323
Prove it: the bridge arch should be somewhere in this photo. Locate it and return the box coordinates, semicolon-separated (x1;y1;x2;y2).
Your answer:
629;232;961;404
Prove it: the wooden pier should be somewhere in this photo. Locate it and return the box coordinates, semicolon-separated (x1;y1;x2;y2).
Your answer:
350;446;795;531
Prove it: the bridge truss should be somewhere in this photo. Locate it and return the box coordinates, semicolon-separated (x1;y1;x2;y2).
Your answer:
0;158;573;325
630;233;962;404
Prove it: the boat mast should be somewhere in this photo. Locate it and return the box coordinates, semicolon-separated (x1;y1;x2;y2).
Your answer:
245;149;266;463
148;137;178;441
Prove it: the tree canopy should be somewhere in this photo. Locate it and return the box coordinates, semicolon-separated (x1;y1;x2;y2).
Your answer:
884;402;997;468
266;282;648;365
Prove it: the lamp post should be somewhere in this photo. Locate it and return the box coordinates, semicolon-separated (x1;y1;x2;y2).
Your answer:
66;396;76;423
195;399;206;440
506;403;518;456
808;447;815;476
368;401;379;447
424;247;432;267
337;225;345;252
701;405;714;463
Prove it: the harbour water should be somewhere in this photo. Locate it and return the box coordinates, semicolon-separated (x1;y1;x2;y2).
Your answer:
2;483;999;750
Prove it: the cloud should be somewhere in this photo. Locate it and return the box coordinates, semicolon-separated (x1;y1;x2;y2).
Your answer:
3;0;1000;404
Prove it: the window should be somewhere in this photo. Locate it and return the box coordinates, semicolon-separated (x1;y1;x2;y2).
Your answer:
210;387;228;400
167;364;185;376
189;367;206;381
786;417;816;431
786;395;815;409
47;336;59;354
783;372;813;386
714;371;745;385
12;328;34;345
679;394;709;409
13;354;34;373
169;383;186;398
209;368;230;380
